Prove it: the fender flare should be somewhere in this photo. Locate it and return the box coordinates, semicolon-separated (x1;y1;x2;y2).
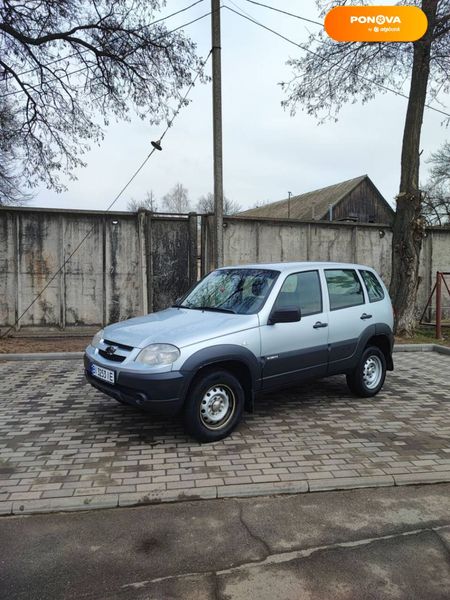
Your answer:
179;344;262;411
355;323;394;371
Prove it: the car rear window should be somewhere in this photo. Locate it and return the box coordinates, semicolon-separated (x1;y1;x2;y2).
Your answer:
325;269;365;311
360;270;385;303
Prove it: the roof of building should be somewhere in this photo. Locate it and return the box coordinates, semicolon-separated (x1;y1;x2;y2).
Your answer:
238;175;393;221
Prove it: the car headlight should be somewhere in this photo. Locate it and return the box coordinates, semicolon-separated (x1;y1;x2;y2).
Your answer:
91;328;104;347
135;343;180;366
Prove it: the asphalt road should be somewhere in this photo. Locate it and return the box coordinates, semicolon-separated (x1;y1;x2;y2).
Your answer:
2;484;450;599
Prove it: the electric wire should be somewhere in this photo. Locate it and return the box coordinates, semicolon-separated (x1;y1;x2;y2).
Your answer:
243;0;322;27
224;4;450;119
0;49;213;338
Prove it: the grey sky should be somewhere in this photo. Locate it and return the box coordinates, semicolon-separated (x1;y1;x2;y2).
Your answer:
32;0;449;213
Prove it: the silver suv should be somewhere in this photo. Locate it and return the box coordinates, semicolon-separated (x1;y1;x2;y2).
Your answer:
85;262;394;442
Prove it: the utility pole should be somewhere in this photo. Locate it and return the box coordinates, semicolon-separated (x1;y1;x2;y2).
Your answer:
211;0;223;268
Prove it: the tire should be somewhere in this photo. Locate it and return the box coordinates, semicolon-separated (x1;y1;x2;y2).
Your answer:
346;346;386;398
183;369;245;443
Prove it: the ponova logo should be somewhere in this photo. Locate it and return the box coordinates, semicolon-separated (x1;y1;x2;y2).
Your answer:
325;6;427;42
349;15;402;25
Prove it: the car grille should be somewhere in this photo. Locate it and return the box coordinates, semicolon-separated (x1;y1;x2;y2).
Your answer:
99;339;135;363
103;339;134;351
98;350;126;362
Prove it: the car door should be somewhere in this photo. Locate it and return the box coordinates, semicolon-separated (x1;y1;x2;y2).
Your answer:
260;269;329;389
324;267;372;373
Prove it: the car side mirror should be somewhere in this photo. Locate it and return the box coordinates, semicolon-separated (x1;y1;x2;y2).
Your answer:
268;305;301;325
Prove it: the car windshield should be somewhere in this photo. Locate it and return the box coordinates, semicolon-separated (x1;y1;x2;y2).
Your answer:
177;268;279;315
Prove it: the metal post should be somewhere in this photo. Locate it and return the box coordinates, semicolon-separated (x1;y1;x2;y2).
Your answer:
436;271;442;339
211;0;223;268
288;191;292;219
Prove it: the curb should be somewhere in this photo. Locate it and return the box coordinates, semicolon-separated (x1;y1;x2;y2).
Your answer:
0;352;83;361
0;344;449;361
393;343;450;356
3;472;450;517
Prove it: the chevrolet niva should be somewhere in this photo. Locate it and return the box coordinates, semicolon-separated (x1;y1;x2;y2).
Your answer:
85;262;394;442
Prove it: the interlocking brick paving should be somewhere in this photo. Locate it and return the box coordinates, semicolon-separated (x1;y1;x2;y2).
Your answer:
1;352;450;513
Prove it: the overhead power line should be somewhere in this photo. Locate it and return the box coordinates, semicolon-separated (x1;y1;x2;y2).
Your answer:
224;4;450;119
243;0;322;27
0;49;213;338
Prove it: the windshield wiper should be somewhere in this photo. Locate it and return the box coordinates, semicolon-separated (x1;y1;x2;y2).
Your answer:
192;306;236;314
172;304;192;309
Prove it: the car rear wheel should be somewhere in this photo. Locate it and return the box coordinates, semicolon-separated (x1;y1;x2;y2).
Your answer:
183;369;244;442
346;346;386;397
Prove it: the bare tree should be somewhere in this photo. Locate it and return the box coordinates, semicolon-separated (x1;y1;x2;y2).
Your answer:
127;190;158;212
161;183;190;213
422;142;450;225
422;186;450;225
251;198;271;210
282;0;450;336
427;140;450;186
0;98;31;205
0;1;205;194
196;192;241;215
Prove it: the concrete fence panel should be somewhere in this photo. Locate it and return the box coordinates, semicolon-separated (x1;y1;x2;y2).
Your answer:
205;215;450;319
17;212;61;327
62;214;104;327
1;208;449;332
0;211;17;327
0;208;199;332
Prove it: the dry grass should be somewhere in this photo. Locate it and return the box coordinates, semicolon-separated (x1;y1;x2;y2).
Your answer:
395;325;450;347
0;337;91;354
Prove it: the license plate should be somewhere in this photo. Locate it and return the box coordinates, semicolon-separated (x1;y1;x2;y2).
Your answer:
91;364;115;384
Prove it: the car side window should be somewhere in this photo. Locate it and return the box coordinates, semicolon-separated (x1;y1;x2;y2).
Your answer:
273;271;322;317
360;270;385;303
325;269;364;311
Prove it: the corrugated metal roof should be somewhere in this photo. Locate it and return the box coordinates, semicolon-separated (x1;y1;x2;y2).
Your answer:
239;175;370;220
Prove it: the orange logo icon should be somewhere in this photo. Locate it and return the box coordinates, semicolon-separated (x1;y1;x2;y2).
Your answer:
325;6;428;42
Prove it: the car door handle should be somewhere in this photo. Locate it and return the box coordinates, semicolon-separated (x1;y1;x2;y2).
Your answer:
360;313;373;320
313;321;328;329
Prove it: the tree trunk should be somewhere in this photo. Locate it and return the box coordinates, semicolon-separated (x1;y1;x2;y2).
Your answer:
390;0;438;336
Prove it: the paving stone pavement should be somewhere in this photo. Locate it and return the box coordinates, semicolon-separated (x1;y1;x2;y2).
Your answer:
1;352;450;514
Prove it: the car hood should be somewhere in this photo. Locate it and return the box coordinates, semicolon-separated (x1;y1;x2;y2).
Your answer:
103;308;259;349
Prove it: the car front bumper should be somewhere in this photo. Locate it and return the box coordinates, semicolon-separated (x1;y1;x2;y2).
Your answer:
84;354;186;415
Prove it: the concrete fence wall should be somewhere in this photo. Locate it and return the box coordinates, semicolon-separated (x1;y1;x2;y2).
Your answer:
203;215;450;319
1;207;449;332
0;207;198;331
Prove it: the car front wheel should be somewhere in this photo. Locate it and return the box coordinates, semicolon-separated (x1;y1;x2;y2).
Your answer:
346;346;386;397
183;369;245;443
